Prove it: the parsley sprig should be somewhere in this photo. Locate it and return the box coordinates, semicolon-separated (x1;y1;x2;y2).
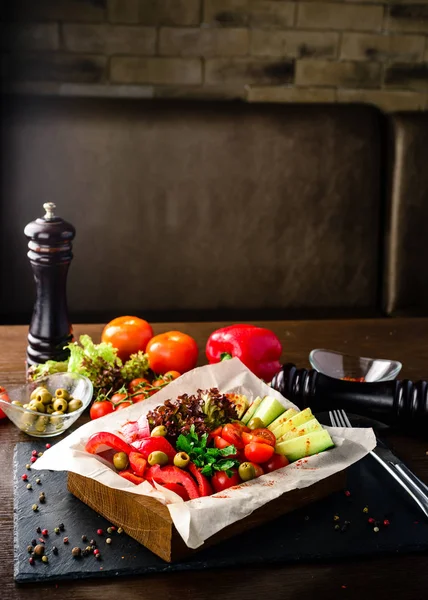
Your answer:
176;425;240;477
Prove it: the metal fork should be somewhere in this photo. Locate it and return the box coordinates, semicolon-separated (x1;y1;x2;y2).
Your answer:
329;408;428;519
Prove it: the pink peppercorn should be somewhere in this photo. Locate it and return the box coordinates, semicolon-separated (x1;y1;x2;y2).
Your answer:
31;450;37;456
21;474;28;481
97;529;103;535
368;517;375;524
383;519;390;526
344;490;351;497
94;549;100;556
30;457;37;463
42;529;48;536
29;557;35;565
45;443;51;449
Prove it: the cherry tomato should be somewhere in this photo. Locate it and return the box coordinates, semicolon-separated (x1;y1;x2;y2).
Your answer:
0;386;10;419
214;436;238;456
115;401;133;411
211;468;241;493
132;394;148;404
128;378;150;394
146;331;198;375
244;442;274;463
221;423;244;449
90;400;114;420
246;462;264;477
111;393;128;406
164;370;181;380
101;316;153;362
152;378;165;388
230;421;251;433
263;453;289;473
210;426;224;438
242;429;276;448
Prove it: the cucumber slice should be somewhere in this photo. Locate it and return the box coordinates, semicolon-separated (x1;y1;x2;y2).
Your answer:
241;396;263;425
276;418;322;443
275;430;334;461
267;408;298;432
252;396;286;426
272;407;314;439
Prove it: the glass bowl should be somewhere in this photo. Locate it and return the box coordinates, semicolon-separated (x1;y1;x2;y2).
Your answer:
309;349;402;383
0;372;93;437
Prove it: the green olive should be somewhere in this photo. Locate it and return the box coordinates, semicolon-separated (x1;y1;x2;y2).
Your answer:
49;413;64;426
12;400;23;407
67;398;83;413
238;462;256;482
45;404;55;414
35;416;49;433
148;451;169;466
173;452;190;468
247;417;265;430
28;400;45;413
113;452;129;471
22;403;29;409
30;386;47;401
20;413;36;429
55;388;71;400
151;425;168;437
53;398;68;412
36;390;53;405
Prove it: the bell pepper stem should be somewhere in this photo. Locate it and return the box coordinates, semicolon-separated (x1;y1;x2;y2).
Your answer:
220;352;233;362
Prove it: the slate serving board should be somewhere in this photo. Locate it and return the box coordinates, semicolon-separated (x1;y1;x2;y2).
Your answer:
14;441;428;583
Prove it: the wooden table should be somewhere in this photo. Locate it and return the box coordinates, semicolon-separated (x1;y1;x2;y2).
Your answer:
1;319;427;600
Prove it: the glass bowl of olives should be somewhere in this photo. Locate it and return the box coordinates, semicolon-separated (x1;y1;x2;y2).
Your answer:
0;372;93;437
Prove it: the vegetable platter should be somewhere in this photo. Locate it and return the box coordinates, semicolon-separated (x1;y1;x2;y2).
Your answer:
34;358;376;562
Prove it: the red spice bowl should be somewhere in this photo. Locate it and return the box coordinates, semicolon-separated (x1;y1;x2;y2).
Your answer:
309;349;402;383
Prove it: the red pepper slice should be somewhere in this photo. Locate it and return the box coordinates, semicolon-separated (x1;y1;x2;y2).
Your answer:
118;470;145;485
131;436;176;463
128;451;147;477
161;482;190;502
188;462;213;497
146;464;200;499
205;324;282;381
85;432;133;456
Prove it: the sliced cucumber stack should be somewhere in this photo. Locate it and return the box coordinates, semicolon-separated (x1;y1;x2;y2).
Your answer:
275;430;334;461
272;407;314;439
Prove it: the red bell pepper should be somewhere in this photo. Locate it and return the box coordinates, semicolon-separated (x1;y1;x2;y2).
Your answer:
85;432;133;456
128;451;147;477
188;462;213;497
146;465;200;499
205;324;282;382
162;482;190;502
118;470;145;485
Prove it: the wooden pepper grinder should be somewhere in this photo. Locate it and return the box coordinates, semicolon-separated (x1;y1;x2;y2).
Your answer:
24;202;75;367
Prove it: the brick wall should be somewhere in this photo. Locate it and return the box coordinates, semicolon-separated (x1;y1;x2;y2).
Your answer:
2;0;428;111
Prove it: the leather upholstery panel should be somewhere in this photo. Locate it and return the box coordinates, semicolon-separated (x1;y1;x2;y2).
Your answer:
384;113;428;316
1;97;383;321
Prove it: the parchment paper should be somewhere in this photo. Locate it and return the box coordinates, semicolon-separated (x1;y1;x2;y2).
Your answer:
34;358;376;549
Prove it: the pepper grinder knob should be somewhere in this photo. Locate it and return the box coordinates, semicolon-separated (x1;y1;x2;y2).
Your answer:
24;204;76;367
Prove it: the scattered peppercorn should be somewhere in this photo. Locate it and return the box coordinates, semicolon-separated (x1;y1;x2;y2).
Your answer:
31;539;37;547
106;527;113;534
93;549;100;556
21;474;28;481
72;547;81;558
42;529;48;536
95;554;102;560
344;490;351;497
29;557;35;565
38;538;45;544
38;452;43;458
59;523;65;531
63;537;69;544
81;535;87;542
27;545;33;553
373;526;380;533
42;555;48;563
333;515;340;521
97;529;103;535
86;546;92;553
368;517;375;524
54;527;60;534
36;527;41;534
90;539;96;547
36;478;41;485
334;524;340;531
31;450;37;456
110;526;116;532
26;483;32;490
39;493;46;504
383;519;390;527
52;546;58;555
26;464;31;470
30;457;37;463
117;527;123;534
32;504;38;511
45;443;51;449
33;544;45;557
82;549;89;557
363;506;369;513
106;538;112;545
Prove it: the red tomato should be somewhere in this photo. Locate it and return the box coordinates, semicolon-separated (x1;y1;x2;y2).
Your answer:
146;331;198;375
221;423;244;449
164;370;181;380
90;400;114;420
231;421;251;433
132;394;148;404
247;462;264;478
210;426;224;438
211;469;241;493
214;436;238;456
244;442;274;463
101;316;153;362
263;453;289;473
0;386;10;420
115;401;133;411
128;378;150;394
242;429;276;448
